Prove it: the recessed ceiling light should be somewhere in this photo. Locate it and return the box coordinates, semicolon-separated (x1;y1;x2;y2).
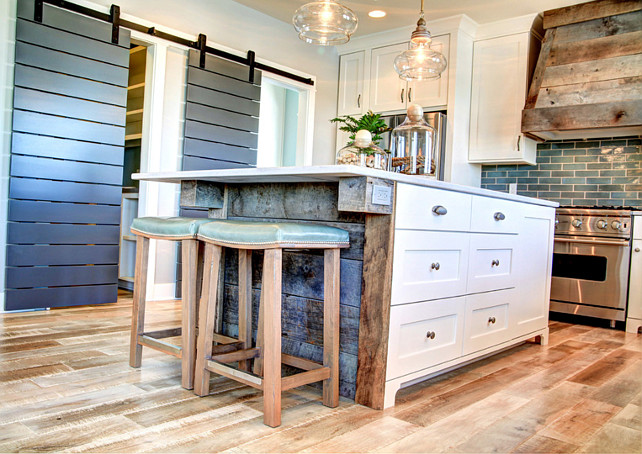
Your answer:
368;10;386;18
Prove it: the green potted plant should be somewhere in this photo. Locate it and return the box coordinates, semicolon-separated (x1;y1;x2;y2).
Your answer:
330;110;390;148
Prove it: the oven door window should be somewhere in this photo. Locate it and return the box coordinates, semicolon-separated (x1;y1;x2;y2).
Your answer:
552;253;607;281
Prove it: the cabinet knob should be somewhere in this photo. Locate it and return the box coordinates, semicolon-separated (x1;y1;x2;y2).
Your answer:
432;205;448;216
635;247;640;253
494;212;506;221
431;262;440;271
400;88;405;103
488;317;496;324
426;331;436;339
491;259;500;267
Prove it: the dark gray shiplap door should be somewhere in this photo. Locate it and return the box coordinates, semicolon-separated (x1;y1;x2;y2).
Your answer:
177;50;262;294
6;0;130;310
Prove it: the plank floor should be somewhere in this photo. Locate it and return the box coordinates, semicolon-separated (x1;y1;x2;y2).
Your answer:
1;291;640;453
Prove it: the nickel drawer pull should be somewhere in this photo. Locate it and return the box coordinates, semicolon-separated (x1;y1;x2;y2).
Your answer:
426;331;436;339
491;259;500;267
494;212;506;221
432;205;448;216
488;317;496;324
431;262;440;271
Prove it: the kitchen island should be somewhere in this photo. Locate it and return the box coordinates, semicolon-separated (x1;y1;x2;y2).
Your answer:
134;165;558;409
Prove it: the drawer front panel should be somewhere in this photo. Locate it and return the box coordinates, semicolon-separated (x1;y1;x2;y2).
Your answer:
387;297;465;380
467;234;517;294
470;196;522;234
392;230;470;304
463;290;512;355
395;183;472;231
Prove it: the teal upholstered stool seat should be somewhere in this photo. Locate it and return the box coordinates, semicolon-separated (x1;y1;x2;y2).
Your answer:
129;216;211;390
197;220;350;249
194;220;350;427
131;216;212;239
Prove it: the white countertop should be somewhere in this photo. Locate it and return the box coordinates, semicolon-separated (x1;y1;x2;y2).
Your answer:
133;165;558;208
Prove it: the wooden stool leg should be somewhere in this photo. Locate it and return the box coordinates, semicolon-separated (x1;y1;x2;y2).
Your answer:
181;239;199;390
253;282;265;377
262;248;282;427
130;236;150;368
238;250;253;371
194;244;222;396
323;248;341;408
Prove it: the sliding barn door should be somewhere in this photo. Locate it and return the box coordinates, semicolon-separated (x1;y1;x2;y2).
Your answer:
5;0;130;310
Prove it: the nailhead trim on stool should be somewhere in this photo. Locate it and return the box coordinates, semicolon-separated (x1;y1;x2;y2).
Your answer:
193;220;350;427
129;216;211;390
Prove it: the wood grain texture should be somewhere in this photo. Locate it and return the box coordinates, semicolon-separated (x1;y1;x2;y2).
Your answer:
534;76;642;108
553;10;642;44
543;0;642;30
354;199;396;410
0;296;639;452
548;30;642;66
524;28;556;109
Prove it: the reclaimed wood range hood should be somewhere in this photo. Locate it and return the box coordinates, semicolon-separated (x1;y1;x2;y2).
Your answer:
521;0;642;141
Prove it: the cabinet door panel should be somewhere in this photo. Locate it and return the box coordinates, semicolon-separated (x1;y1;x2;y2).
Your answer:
514;207;554;335
407;34;449;108
370;43;406;113
468;234;517;293
338;51;365;116
392;230;470;304
387;297;465;379
468;33;536;164
628;239;642;320
463;290;512;355
470;195;522;234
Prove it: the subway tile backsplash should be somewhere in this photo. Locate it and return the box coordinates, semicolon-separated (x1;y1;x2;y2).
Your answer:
481;136;642;207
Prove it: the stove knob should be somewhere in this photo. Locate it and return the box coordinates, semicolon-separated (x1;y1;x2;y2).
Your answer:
611;220;622;231
596;220;608;230
571;219;583;228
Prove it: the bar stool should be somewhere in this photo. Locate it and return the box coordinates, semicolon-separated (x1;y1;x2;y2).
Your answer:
193;220;350;427
129;216;212;390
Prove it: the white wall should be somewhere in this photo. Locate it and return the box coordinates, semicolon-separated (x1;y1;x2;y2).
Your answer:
0;0;17;312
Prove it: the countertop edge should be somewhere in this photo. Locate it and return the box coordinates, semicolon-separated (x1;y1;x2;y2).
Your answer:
133;165;559;208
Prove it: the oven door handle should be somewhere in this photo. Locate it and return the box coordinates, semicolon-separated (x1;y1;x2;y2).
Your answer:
554;237;630;247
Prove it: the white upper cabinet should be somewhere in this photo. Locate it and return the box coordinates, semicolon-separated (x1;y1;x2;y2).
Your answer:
369;35;450;114
468;32;539;164
337;51;366;117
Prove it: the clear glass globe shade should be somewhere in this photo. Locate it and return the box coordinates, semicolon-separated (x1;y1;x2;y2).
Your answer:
393;43;447;81
293;1;358;45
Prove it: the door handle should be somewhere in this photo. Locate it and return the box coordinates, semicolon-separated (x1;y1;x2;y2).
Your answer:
357;93;361;108
408;87;412;102
517;135;521;151
400;88;404;103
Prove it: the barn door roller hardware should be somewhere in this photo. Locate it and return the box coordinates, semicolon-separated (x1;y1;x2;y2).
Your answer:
32;0;314;86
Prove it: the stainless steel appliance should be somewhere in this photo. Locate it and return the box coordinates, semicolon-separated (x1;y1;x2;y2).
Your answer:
380;111;447;180
550;207;633;323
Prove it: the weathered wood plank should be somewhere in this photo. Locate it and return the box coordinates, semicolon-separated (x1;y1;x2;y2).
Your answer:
548;30;642;66
543;0;642;30
534;76;642;108
355;206;396;410
338;176;394;215
226;182;365;224
522;100;642;133
554;10;642;44
568;348;639;386
540;53;642;87
525;28;556;109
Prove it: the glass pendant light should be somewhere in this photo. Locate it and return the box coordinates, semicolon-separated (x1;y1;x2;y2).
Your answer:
394;0;447;81
293;1;358;46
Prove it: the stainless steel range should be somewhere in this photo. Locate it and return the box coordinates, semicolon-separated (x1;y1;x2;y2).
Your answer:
550;207;633;323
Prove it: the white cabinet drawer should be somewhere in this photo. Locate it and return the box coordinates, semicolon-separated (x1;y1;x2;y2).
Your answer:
395;183;472;231
387;297;465;380
467;234;517;294
463;290;512;355
470;196;521;234
392;230;470;304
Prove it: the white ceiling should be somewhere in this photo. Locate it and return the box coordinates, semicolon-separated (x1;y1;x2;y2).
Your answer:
233;0;587;37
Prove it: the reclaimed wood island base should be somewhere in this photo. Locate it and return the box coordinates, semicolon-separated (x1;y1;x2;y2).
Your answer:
134;165;558;410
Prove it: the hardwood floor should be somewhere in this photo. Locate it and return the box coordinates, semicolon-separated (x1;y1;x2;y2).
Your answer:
1;292;640;453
